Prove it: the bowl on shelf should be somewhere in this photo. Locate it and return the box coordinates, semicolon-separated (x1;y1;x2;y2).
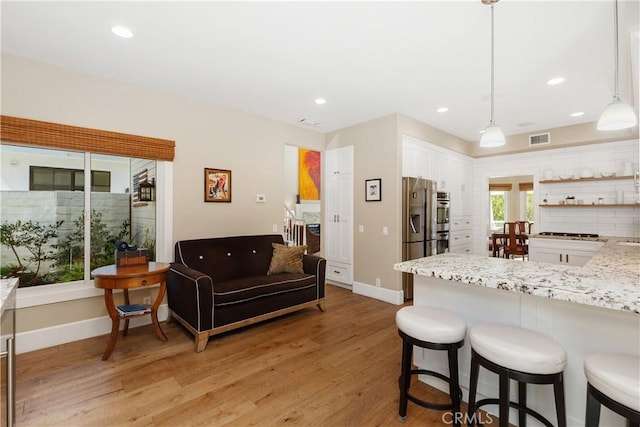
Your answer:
558;174;574;180
600;172;615;178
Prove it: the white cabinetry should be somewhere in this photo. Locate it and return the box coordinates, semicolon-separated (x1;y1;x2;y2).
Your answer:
324;146;354;285
449;215;472;254
528;238;603;267
402;135;472;215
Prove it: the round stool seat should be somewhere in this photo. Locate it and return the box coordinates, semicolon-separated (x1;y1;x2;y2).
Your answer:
396;306;466;344
584;353;640;412
470;323;566;374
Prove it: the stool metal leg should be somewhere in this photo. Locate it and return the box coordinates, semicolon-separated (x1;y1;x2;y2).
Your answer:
585;384;601;427
499;372;510;427
467;352;480;427
448;347;461;427
398;337;413;422
518;381;527;427
554;376;567;427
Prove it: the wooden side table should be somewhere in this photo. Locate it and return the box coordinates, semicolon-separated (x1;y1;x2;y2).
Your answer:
92;262;170;360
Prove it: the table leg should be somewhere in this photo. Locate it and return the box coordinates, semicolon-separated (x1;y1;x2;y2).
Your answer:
150;282;168;342
102;289;120;360
122;289;130;337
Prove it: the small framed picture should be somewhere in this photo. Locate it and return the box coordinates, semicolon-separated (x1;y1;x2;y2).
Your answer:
365;178;382;202
204;168;231;202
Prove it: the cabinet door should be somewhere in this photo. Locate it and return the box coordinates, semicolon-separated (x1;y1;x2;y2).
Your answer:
402;142;418;178
325;174;353;264
529;248;563;265
325;146;353;176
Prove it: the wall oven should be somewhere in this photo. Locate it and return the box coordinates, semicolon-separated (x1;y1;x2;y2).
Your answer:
435;191;450;232
436;231;449;254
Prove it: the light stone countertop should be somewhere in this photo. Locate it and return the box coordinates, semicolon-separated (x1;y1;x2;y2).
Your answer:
0;277;19;317
394;237;640;314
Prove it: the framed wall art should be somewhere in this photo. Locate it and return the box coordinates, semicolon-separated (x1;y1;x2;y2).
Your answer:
365;178;382;202
204;168;231;202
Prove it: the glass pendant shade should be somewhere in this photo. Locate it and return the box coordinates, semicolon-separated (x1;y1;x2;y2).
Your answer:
597;96;638;130
479;123;505;147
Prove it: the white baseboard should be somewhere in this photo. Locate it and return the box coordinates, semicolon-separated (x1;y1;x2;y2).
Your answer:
352;281;404;305
15;305;169;354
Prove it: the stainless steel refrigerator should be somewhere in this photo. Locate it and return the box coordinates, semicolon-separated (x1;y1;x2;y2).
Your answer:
402;177;436;300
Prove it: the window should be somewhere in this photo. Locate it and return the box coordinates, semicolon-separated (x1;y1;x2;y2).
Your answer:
0;115;175;298
29;166;110;192
490;191;506;230
1;145;156;287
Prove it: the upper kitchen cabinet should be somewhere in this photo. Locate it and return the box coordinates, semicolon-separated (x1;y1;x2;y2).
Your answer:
324;145;353;176
402;135;472;215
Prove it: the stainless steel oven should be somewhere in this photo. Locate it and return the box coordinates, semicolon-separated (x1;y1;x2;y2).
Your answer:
435;191;450;232
436;231;449;254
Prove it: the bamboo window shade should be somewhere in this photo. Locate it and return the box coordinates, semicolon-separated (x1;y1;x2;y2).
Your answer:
519;182;534;191
489;183;512;191
0;115;175;161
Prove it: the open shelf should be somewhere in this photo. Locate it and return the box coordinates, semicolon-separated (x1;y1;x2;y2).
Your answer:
539;175;633;184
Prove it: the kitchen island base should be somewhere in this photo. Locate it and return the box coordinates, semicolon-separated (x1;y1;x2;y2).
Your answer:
412;275;638;427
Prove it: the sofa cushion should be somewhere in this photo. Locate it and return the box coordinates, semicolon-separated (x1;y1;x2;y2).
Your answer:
213;273;317;306
267;243;307;275
175;235;284;282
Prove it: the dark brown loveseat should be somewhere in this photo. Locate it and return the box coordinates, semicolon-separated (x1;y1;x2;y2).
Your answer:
167;234;326;352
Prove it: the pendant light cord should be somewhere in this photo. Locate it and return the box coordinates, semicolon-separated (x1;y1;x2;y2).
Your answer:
490;3;495;125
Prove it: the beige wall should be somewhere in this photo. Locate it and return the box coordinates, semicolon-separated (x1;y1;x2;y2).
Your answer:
470;122;638;158
398;114;473;156
325;114;401;291
1;53;324;334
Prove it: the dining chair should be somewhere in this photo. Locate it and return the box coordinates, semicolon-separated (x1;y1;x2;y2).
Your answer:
503;222;528;260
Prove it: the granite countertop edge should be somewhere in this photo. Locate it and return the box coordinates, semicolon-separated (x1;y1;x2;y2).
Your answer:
394;236;640;314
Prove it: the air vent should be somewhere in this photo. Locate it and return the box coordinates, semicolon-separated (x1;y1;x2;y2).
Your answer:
529;132;550;146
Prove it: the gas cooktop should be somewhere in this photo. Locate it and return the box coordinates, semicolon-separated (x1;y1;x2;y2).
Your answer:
538;232;599;238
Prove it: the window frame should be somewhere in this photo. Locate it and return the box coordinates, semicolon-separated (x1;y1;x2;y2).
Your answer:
0;115;174;309
29;165;111;192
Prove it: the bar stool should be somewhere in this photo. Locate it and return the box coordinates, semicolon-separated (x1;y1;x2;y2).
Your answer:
396;305;466;425
584;353;640;427
467;323;567;427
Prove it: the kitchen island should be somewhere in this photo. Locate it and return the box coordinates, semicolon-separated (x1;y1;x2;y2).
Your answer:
394;237;639;426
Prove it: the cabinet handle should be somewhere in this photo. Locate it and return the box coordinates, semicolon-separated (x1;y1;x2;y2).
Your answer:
141;280;147;286
333;270;341;274
566;254;569;263
559;254;563;262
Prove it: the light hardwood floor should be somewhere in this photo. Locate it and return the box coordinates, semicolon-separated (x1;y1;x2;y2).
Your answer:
15;285;473;426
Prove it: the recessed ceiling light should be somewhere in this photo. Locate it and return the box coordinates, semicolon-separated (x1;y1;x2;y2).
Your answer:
314;98;326;105
547;77;565;85
517;121;536;127
436;107;449;113
570;112;584;117
479;129;486;134
111;26;133;38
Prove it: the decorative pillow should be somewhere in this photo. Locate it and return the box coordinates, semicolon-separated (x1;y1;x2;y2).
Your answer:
267;243;307;275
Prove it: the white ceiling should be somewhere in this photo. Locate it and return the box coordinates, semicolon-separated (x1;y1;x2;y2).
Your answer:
2;1;639;143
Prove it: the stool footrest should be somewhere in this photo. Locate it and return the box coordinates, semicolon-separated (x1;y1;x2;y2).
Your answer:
473;398;555;427
400;369;463;411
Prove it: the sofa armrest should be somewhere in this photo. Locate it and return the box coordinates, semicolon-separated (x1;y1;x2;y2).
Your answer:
303;254;326;299
167;263;215;332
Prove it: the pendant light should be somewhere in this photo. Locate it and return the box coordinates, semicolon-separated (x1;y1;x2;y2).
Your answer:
480;0;505;148
597;0;637;130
